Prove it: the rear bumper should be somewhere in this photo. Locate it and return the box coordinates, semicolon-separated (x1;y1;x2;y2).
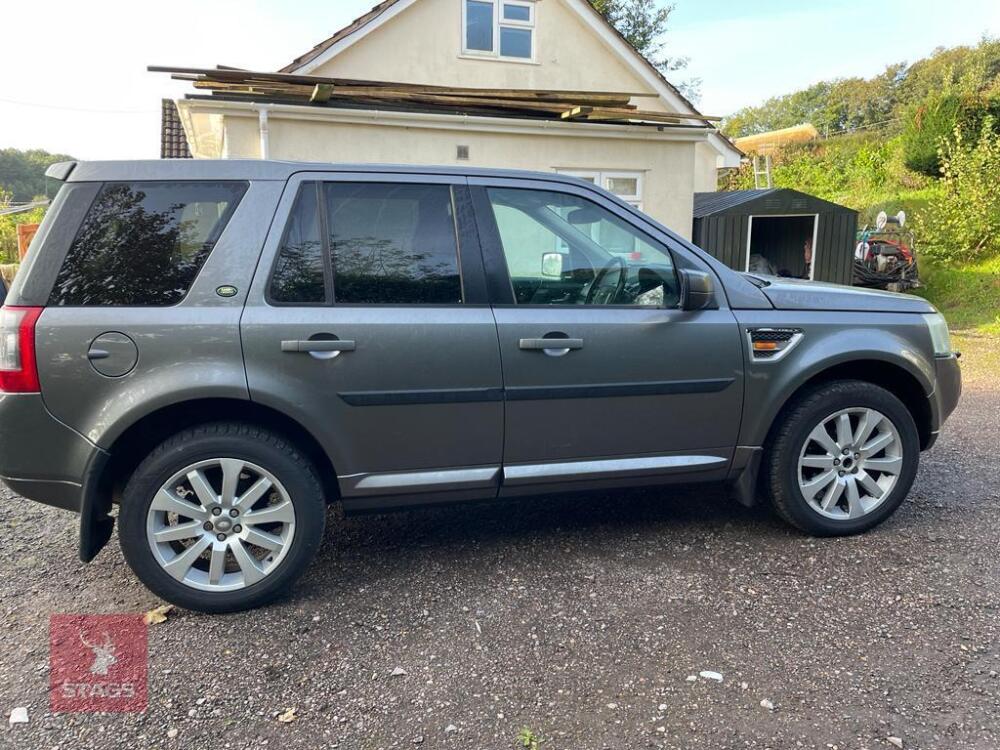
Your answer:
0;393;99;512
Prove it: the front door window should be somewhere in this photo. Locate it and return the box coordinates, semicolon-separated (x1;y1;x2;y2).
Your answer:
486;187;679;307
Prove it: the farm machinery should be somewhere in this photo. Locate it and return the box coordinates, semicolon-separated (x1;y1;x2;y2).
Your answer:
853;210;921;292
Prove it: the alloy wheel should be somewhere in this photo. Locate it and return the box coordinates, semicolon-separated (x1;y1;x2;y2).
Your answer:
145;458;296;592
797;407;904;521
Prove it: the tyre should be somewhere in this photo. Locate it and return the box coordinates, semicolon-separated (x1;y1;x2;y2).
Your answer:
118;423;326;613
765;380;920;536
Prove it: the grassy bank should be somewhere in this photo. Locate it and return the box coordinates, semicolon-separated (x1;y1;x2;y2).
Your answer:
915;257;1000;335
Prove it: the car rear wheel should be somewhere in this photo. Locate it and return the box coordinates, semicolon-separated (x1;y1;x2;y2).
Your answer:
118;423;326;613
765;380;920;536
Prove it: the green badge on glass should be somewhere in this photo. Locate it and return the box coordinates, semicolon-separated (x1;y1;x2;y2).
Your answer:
216;285;239;298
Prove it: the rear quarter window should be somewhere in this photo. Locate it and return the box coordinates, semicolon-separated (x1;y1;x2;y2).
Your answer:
48;181;247;306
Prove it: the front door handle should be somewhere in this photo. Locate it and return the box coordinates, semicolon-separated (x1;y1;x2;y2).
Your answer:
281;339;356;353
519;337;584;354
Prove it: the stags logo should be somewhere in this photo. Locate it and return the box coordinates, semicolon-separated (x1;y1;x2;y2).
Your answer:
80;631;117;675
50;615;147;713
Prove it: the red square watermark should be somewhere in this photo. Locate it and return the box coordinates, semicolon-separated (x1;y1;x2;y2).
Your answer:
49;615;148;713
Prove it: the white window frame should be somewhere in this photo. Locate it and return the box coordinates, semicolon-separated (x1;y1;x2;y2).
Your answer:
462;0;537;62
556;169;645;210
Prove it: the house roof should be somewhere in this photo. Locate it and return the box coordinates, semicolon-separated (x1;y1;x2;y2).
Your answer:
280;0;400;73
694;188;857;218
160;99;192;159
278;0;722;136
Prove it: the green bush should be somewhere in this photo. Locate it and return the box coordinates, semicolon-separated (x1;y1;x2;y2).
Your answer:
720;132;931;214
0;191;47;264
915;116;1000;264
901;95;1000;177
901;95;964;177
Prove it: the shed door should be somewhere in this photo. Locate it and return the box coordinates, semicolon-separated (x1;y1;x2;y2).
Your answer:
746;214;818;280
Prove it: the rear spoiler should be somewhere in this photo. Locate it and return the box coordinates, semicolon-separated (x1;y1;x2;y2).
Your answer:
45;161;77;182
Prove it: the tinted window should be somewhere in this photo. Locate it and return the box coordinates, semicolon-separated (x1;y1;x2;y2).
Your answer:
325;183;462;305
50;181;246;306
487;187;679;307
270;184;326;304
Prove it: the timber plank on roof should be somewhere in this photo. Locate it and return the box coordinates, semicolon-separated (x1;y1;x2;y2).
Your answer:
152;65;721;129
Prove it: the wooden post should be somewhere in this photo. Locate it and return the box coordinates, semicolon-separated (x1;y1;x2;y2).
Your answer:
17;223;39;260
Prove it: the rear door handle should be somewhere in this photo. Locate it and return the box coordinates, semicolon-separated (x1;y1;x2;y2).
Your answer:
519;338;584;352
281;340;356;353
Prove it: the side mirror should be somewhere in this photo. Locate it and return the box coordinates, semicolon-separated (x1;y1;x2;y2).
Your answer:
540;252;564;278
679;269;719;311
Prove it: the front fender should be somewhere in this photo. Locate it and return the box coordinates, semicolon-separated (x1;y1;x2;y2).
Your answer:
734;312;936;448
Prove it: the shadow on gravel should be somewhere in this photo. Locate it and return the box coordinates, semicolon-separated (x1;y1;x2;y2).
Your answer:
319;483;784;557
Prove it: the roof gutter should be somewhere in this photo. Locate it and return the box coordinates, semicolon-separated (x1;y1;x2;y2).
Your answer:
179;98;714;151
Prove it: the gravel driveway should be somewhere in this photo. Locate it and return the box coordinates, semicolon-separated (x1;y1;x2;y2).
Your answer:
2;335;998;750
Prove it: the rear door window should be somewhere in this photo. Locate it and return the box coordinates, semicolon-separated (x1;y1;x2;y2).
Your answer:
267;182;464;305
269;184;327;304
325;183;463;305
49;181;247;306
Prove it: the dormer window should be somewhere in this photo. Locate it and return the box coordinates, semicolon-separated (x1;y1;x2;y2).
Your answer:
463;0;535;61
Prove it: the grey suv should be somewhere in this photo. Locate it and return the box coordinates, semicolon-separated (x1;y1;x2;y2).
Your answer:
0;160;961;612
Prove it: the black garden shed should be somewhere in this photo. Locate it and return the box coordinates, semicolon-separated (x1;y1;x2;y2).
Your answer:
692;189;859;285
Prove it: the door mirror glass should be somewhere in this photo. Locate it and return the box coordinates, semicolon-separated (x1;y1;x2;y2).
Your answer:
540;252;564;278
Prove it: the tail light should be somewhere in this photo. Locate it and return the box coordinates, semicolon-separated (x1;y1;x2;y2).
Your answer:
0;306;43;393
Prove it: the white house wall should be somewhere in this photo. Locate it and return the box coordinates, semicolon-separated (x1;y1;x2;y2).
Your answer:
176;0;733;239
206;107;698;238
307;0;673;114
694;142;720;193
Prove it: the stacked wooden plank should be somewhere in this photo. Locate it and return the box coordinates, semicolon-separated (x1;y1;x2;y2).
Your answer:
149;66;720;127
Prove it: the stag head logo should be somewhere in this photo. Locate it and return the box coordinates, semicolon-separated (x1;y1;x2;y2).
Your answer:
50;614;148;713
79;631;117;676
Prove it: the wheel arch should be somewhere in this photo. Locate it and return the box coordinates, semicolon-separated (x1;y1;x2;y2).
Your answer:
761;359;934;454
80;398;339;562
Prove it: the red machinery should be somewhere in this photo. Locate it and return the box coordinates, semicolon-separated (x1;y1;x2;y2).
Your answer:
854;211;920;292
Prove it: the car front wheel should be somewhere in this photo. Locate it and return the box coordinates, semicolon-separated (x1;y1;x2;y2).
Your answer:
765;380;920;536
118;423;326;613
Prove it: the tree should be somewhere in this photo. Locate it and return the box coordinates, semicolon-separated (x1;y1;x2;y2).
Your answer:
917;116;1000;263
722;37;1000;137
0;190;48;263
0;148;75;202
589;0;700;101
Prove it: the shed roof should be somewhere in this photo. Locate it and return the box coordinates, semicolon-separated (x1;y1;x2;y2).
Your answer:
694;188;857;218
693;189;777;217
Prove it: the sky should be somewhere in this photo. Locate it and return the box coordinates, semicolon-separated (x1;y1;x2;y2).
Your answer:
1;0;997;160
